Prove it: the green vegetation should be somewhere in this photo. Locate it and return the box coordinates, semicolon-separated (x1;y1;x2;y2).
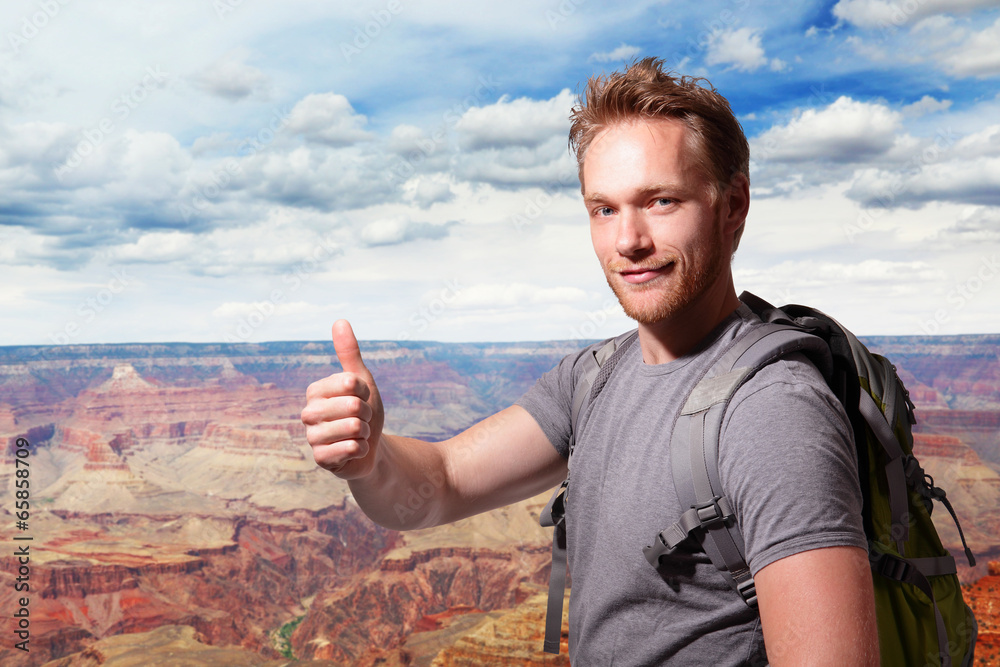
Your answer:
274;615;305;659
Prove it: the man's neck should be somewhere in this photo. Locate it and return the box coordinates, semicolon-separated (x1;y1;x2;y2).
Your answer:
636;277;741;365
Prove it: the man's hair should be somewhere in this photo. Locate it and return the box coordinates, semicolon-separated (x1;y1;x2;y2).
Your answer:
569;57;750;248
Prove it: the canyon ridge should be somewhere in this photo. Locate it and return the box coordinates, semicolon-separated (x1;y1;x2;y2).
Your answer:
0;335;998;665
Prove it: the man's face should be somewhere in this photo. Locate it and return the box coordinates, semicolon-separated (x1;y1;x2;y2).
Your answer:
582;118;735;326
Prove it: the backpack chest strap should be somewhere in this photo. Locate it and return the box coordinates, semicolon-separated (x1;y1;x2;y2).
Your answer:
647;324;831;607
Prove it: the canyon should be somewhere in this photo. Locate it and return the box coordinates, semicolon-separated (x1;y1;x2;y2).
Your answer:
0;334;996;665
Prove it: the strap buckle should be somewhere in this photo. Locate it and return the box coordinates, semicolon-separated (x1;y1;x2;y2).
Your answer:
540;480;568;529
643;532;671;568
871;551;912;582
694;495;731;529
736;575;758;608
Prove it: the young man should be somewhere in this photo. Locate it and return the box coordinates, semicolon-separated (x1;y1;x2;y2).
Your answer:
302;59;878;665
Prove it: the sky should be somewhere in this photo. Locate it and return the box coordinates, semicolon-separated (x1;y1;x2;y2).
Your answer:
2;0;1000;346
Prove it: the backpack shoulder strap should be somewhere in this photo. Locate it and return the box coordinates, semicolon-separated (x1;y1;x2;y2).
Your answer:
643;316;830;607
540;328;637;654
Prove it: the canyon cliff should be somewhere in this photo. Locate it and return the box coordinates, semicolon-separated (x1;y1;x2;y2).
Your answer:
0;335;995;665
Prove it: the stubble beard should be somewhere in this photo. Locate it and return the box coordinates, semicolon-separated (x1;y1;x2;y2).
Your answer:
604;225;727;326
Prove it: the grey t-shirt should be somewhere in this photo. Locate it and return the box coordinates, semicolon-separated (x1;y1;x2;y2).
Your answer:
517;305;868;665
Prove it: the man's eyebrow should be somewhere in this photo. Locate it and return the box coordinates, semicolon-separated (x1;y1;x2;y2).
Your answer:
583;183;686;203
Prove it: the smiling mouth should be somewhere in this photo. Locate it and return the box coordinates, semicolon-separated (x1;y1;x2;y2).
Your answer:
618;261;675;284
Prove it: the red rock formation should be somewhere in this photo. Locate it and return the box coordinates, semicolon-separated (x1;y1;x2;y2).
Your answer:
429;590;570;666
968;561;1000;666
913;433;984;465
0;504;395;666
917;410;1000;431
39;624;340;666
292;545;552;665
0;339;995;665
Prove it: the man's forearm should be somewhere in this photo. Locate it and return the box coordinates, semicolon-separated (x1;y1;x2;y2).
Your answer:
347;433;452;531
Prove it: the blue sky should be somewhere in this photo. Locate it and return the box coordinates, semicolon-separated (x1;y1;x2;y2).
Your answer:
2;0;1000;345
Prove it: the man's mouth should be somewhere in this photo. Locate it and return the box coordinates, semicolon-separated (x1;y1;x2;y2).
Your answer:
618;261;674;284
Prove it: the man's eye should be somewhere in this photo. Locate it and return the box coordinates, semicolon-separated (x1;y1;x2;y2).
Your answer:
655;198;674;206
596;206;614;216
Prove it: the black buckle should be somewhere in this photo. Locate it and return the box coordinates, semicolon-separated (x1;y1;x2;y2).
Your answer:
643;531;671;568
736;576;758;608
871;552;911;582
694;496;730;529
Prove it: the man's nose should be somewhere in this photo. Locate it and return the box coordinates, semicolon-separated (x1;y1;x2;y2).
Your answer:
615;209;651;256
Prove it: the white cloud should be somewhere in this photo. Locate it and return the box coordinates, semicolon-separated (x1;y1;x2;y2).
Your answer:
753;96;904;163
455;89;574;150
407;178;454;208
104;222;344;276
940;17;1000;77
388;124;434;154
242;144;392;210
193;49;270;101
848;157;1000;207
736;259;944;286
359;217;453;247
452;90;578;188
832;0;1000;29
453;136;577;188
706;28;768;72
952;125;1000;160
449;283;588;308
286;93;373;146
844;35;888;61
589;43;642;63
902;95;953;117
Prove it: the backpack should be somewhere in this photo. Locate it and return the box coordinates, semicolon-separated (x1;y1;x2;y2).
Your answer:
540;291;978;666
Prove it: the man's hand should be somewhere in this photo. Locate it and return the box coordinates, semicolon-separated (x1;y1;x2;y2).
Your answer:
301;320;385;479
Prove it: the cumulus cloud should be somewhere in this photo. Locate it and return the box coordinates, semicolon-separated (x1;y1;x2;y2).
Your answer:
936;206;1000;244
286;93;373;146
453;137;577;188
706;28;769;72
832;0;1000;29
193;49;270;101
455;89;574;150
752;96;904;163
939;17;1000;77
847;157;1000;207
359;217;454;247
902;95;953;117
242;144;395;210
841;124;1000;209
589;43;641;63
388;124;434;154
452;89;577;189
105;224;343;277
407;178;454;208
951;124;1000;159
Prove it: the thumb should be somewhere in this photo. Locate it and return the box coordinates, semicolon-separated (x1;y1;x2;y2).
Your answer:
331;319;369;376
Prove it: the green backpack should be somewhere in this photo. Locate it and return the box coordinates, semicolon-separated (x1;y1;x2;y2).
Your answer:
541;292;978;665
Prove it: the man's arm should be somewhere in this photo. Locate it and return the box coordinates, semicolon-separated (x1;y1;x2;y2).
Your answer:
755;545;879;666
301;320;567;530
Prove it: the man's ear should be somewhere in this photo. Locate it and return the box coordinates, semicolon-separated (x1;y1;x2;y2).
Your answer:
720;172;750;254
722;172;750;232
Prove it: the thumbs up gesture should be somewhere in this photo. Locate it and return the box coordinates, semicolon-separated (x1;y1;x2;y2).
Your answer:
302;320;385;479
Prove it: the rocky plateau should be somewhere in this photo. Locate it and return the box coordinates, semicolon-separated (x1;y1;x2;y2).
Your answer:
0;335;996;665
